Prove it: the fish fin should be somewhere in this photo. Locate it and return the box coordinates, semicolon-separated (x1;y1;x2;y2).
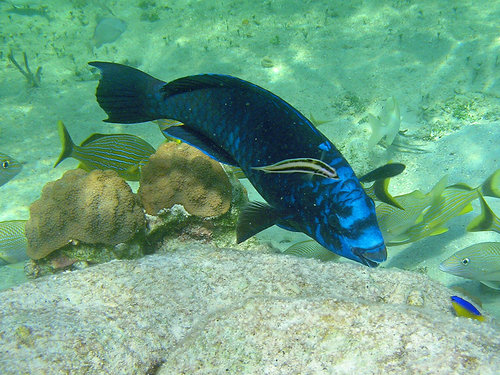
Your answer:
54;121;75;168
358;162;405;183
77;162;92;172
283;240;339;261
125;164;141;181
89;61;166;124
467;194;499;233
480;169;500;198
429;226;448;236
367;114;386;149
428;175;449;206
80;133;109;146
161;74;316;132
457;203;474;216
480;280;500;290
163;125;239;166
236;201;281;243
371;178;404;209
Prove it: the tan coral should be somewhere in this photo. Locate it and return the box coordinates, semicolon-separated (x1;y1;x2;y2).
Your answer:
25;169;145;260
138;142;232;217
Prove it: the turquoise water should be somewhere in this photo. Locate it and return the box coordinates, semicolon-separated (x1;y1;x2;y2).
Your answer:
0;0;499;366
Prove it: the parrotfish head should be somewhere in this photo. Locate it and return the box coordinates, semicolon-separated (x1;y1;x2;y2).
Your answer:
315;179;387;267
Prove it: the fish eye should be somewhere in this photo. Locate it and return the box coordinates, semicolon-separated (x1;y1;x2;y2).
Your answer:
327;214;339;229
461;257;470;265
2;161;9;169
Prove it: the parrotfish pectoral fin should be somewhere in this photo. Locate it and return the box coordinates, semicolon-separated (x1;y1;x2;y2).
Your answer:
236;201;282;243
89;61;166;124
162;125;238;166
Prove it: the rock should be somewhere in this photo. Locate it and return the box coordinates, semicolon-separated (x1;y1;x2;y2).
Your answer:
0;245;498;374
25;169;145;260
138;142;233;217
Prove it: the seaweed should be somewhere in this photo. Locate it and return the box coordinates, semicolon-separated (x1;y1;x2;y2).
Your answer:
7;51;41;88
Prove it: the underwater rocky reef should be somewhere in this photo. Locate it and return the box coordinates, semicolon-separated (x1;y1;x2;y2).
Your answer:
0;244;498;374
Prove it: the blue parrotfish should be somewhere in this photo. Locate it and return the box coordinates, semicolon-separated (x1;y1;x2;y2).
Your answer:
88;61;387;267
54;120;156;181
450;296;484;322
0;153;22;187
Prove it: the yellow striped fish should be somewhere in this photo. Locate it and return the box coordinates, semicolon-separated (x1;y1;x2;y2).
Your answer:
376;176;447;243
0;153;22;187
54;121;156;181
0;220;28;265
467;194;500;234
439;242;500;290
387;169;500;245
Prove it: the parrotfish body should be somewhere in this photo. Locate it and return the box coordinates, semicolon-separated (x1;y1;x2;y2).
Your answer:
88;62;387;266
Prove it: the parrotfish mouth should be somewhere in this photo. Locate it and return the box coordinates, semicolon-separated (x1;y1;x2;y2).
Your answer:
353;244;387;267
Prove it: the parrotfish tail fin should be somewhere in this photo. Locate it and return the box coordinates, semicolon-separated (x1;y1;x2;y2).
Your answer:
466;194;500;234
479;169;500;198
54;120;74;168
236;201;281;243
88;61;166;124
367;114;386;149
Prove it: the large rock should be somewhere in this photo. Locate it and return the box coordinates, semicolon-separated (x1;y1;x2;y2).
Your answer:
0;245;498;374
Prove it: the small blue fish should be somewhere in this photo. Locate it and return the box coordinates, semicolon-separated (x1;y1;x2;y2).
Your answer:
0;153;22;187
88;62;387;267
450;296;484;322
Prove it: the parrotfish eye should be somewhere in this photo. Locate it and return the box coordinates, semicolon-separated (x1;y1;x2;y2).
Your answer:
461;257;470;265
327;213;339;229
2;160;9;169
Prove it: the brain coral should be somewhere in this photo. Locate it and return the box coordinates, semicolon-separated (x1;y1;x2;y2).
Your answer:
25;169;145;260
138;142;232;217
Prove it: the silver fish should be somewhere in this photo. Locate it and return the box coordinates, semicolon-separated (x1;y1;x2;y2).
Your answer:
439;242;500;290
0;153;22;187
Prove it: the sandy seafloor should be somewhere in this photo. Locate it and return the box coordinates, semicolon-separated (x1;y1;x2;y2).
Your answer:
0;0;499;344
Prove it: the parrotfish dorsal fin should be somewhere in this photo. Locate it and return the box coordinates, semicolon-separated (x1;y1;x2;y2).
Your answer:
161;74;317;134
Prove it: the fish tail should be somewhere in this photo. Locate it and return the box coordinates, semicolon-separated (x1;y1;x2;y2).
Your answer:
88;61;166;124
466;193;500;234
54;121;75;167
479;169;500;198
